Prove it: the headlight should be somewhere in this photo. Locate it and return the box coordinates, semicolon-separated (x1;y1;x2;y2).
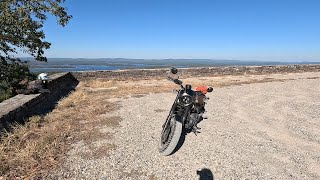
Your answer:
179;93;193;106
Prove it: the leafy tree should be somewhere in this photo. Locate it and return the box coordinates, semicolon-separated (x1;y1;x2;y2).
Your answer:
0;0;72;61
0;0;72;101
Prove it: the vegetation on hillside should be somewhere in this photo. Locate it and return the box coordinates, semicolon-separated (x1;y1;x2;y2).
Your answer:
0;57;36;102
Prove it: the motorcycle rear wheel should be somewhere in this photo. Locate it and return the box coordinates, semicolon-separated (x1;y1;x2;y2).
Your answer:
159;115;183;156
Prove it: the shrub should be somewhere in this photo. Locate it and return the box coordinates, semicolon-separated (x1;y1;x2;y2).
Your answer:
0;57;36;102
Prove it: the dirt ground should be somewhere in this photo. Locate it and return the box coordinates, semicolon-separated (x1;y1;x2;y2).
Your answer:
37;72;320;179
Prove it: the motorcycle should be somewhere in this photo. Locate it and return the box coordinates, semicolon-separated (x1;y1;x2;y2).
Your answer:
159;67;213;156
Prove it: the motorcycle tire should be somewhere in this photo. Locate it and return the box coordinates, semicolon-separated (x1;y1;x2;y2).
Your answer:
159;115;183;156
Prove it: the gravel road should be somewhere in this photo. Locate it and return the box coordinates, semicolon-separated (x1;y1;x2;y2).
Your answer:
51;75;320;179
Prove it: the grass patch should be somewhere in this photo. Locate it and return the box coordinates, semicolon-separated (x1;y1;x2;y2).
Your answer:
0;117;70;178
0;93;11;103
0;85;120;178
0;87;14;103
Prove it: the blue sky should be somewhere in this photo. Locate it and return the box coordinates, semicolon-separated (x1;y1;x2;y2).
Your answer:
30;0;320;61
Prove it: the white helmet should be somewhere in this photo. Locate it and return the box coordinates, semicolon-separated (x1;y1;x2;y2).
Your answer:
38;73;48;81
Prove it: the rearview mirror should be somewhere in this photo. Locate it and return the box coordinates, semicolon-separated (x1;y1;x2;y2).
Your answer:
170;67;178;74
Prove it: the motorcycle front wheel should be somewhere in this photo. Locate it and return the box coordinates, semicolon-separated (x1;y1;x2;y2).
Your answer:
159;114;183;156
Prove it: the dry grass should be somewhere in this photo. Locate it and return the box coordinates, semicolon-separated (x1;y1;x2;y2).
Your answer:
78;76;294;97
0;86;120;178
211;78;289;87
83;79;117;88
0;117;70;178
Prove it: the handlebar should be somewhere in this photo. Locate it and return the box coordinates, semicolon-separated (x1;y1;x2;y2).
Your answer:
167;76;213;94
167;76;183;85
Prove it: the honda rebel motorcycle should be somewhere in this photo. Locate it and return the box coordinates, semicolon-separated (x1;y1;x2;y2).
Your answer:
159;68;213;156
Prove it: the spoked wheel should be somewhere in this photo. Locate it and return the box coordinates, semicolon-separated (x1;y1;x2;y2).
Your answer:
159;114;183;156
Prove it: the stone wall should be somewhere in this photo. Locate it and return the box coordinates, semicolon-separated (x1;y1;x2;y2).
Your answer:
0;72;79;131
73;64;320;80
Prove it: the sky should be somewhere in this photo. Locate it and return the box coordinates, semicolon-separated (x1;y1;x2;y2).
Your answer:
24;0;320;61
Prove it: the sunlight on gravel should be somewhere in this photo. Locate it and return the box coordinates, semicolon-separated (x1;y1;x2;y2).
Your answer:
47;72;320;179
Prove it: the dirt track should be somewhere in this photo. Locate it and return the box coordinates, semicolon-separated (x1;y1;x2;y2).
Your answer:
49;72;320;179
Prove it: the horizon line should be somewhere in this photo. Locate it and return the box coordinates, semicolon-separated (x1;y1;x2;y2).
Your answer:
18;57;320;62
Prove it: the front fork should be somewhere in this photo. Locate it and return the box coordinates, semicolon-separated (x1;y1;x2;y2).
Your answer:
162;90;184;128
181;106;190;124
162;104;190;130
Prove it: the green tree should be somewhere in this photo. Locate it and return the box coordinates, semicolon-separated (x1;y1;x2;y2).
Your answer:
0;0;72;61
0;0;72;101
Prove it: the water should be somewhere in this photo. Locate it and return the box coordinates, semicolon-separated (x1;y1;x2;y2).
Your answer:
26;58;320;73
31;65;124;72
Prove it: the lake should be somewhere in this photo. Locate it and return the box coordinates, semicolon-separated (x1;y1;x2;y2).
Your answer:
26;58;320;73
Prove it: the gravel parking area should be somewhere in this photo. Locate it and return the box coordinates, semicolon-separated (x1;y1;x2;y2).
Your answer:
50;74;320;179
